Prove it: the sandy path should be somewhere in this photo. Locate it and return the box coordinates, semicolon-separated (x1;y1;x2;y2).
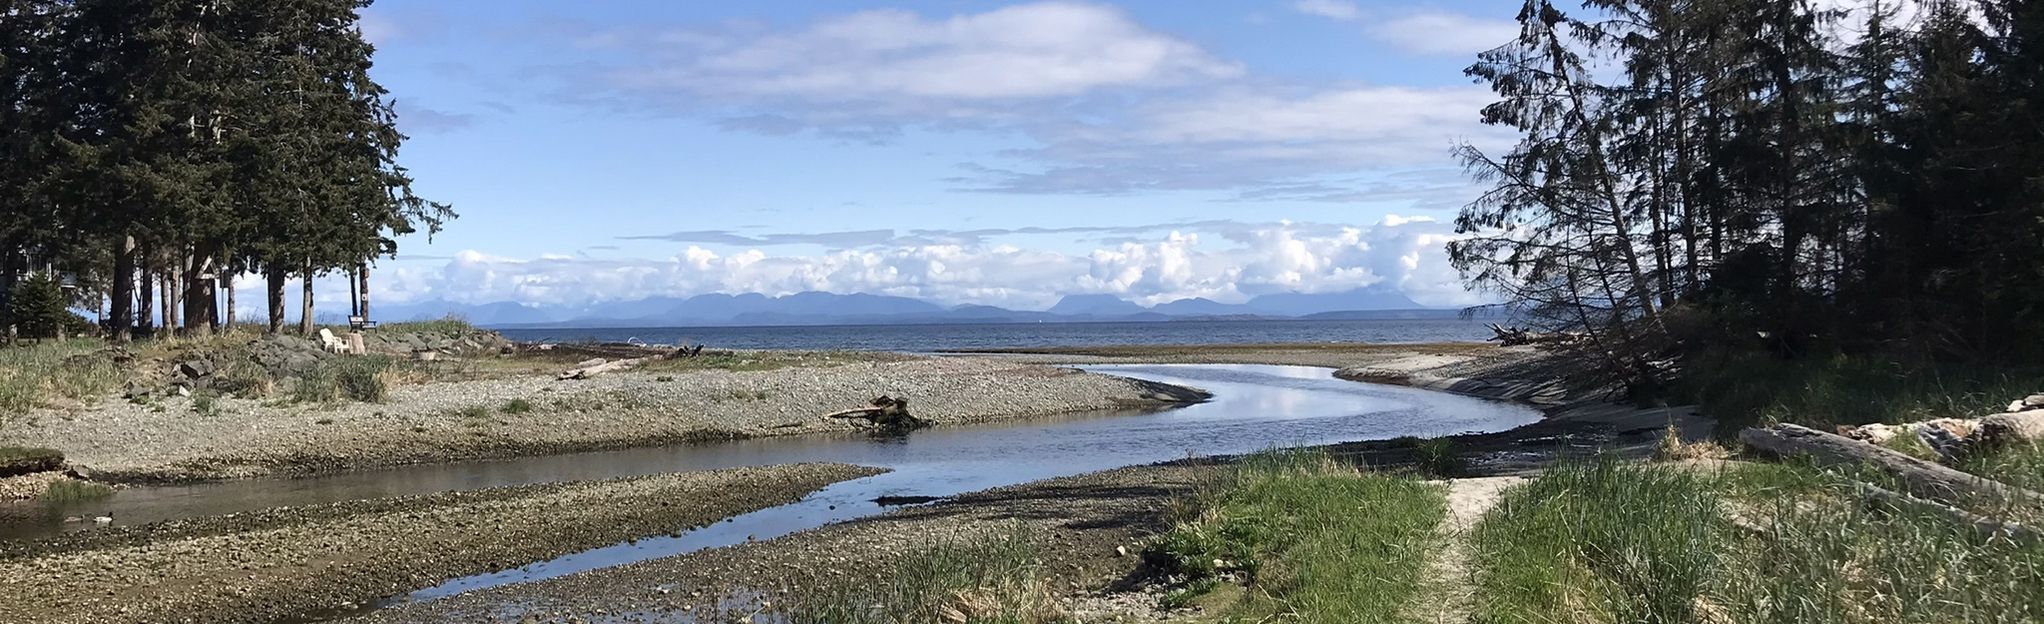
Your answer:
1414;476;1523;623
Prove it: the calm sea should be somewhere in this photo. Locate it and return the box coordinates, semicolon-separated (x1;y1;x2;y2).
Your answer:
495;318;1492;352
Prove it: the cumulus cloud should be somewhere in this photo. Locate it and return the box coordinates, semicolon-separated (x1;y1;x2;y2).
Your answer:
372;219;1485;310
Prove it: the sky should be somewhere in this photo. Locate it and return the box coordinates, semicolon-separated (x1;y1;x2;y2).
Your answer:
347;0;1530;312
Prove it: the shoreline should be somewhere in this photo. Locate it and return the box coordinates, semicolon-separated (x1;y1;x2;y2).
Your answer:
357;343;1709;622
0;463;883;624
0;354;1209;485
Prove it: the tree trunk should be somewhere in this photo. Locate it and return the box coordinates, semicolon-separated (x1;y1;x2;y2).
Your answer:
1740;424;2043;506
265;268;286;334
221;268;235;330
299;266;315;336
358;262;371;322
347;267;360;318
164;262;181;333
137;263;155;334
183;251;215;336
111;235;136;342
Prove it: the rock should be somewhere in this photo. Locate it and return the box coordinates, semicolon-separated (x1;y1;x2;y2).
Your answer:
176;359;214;379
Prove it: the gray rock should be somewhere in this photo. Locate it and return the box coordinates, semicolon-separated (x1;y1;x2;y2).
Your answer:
177;359;214;379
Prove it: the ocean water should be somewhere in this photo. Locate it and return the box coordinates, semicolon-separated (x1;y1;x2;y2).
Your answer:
496;318;1491;351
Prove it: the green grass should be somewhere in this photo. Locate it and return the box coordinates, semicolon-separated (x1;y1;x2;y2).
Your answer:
1470;458;1727;624
378;315;476;334
0;446;64;476
1676;349;2042;437
1147;450;1447;623
1471;458;2044;624
788;526;1063;624
501;398;534;414
190;391;222;417
288;356;394;404
0;339;128;413
39;479;113;503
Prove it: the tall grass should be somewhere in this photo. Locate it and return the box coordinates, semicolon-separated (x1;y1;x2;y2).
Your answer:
1471;459;2044;624
788;526;1063;624
0;339;127;413
1149;450;1446;623
379;315;475;334
289;355;394;403
1470;458;1726;624
1676;349;2041;436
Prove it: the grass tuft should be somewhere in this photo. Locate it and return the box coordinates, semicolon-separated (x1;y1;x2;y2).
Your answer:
1470;458;1726;624
501;398;534;414
1147;449;1446;622
39;479;114;503
787;526;1062;624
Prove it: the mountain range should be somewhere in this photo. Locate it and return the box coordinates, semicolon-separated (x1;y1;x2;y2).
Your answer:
373;286;1457;328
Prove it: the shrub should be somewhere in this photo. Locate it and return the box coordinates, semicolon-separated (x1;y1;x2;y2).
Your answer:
4;273;75;339
210;358;276;398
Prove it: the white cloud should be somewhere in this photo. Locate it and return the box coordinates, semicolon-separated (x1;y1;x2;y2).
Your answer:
603;2;1239;106
1292;0;1363;21
369;219;1484;310
1367;12;1519;56
965;84;1509;195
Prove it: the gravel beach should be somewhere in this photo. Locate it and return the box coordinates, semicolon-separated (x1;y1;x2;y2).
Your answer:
351;463;1209;623
0;463;883;624
0;356;1208;483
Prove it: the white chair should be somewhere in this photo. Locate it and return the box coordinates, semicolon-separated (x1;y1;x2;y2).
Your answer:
318;328;353;354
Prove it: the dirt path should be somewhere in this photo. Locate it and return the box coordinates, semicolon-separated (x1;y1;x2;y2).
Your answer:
1414;476;1523;624
0;463;881;624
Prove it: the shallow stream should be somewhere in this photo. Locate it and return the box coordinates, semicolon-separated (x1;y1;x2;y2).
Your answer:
3;364;1541;616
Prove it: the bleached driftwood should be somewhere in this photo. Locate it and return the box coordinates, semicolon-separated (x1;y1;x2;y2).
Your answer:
1741;424;2042;506
1853;481;2041;542
557;350;680;380
824;395;926;431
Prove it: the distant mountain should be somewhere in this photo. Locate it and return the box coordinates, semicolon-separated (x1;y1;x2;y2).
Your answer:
1046;294;1146;316
385;286;1460;329
1242;287;1423;317
1151;297;1235;316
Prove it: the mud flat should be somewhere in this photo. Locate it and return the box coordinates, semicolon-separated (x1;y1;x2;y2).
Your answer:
0;356;1206;483
0;463;883;624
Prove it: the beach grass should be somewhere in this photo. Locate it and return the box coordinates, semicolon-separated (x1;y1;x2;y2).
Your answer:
788;526;1062;624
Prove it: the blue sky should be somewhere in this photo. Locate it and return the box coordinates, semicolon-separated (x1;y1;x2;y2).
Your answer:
350;0;1524;311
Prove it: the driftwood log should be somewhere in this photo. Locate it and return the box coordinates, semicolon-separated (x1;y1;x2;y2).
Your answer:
1854;481;2042;542
1484;323;1580;347
1740;423;2043;506
557;349;684;380
824;395;927;431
